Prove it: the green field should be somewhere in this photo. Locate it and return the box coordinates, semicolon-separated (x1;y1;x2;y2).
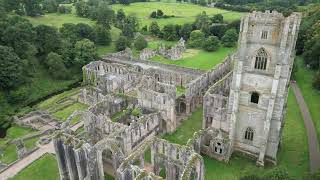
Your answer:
150;47;235;70
295;57;320;143
0;126;36;164
112;2;244;27
164;89;309;179
11;154;59;180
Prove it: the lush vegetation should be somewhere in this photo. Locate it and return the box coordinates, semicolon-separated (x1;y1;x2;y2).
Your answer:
12;154;59;180
164;89;310;179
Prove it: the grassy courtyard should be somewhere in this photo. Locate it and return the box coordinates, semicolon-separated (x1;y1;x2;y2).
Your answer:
0;126;36;164
163;89;309;179
112;2;244;27
11;154;59;180
294;57;320;144
150;47;235;70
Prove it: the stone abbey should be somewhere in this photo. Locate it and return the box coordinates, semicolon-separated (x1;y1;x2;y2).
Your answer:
53;11;301;180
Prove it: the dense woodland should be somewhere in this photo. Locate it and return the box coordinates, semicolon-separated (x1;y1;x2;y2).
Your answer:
0;0;319;138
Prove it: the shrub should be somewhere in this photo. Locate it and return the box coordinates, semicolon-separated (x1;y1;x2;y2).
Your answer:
202;36;220;51
222;28;238;47
313;71;320;90
187;30;205;48
116;36;130;51
134;35;148;50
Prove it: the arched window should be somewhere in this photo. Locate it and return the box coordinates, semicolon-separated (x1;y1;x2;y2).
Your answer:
245;127;254;141
254;48;268;70
250;92;259;104
214;142;223;154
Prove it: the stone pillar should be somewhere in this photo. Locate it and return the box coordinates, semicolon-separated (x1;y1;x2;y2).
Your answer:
53;138;69;180
63;143;79;180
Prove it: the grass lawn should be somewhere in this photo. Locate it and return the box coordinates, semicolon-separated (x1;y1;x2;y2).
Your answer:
295;57;320;144
150;47;235;70
53;103;88;122
112;2;244;27
0;126;35;164
11;154;59;180
163;89;309;179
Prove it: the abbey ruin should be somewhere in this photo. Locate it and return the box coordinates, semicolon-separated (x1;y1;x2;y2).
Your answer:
53;11;301;180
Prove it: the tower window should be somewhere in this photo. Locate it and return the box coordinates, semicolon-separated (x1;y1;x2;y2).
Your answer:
214;142;223;154
254;48;268;70
250;92;259;104
244;127;254;141
261;31;268;39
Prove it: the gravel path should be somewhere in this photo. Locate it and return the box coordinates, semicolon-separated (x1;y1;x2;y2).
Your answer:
291;82;320;173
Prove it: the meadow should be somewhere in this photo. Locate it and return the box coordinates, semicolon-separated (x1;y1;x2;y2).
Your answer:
112;2;244;27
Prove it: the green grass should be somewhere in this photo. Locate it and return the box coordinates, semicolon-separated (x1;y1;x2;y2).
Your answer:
163;89;309;179
0;126;35;164
112;2;244;27
163;107;203;144
176;86;186;97
150;47;235;70
295;57;320;144
11;154;59;180
52;103;88;121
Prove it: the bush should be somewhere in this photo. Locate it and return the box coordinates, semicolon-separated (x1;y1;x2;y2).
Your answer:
57;5;72;14
203;36;220;51
187;30;205;48
150;11;157;18
134;35;148;50
116;36;131;51
149;21;161;37
313;71;320;90
95;25;111;46
46;52;69;80
8;88;29;105
222;28;238;47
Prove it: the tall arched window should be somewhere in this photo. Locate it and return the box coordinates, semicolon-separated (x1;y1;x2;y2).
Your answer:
244;127;254;141
254;48;268;70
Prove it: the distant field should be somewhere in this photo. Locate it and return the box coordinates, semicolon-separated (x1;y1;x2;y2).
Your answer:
112;2;244;27
149;47;235;70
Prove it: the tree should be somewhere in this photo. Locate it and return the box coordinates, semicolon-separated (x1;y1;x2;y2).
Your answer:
46;52;69;79
75;0;89;17
199;0;207;6
0;46;24;89
74;39;98;66
150;11;157;18
162;24;178;41
43;0;58;13
2;16;37;59
96;2;115;29
195;11;210;30
116;36;130;51
119;0;130;5
134;35;148;50
57;5;72;14
157;9;164;17
116;9;126;28
180;23;193;40
202;36;220;51
95;25;111;46
150;21;161;36
60;23;78;44
3;0;20;12
24;0;43;16
34;25;61;55
221;28;238;47
209;24;227;38
75;23;96;42
313;71;320;90
211;14;224;23
187;30;205;48
121;15;139;38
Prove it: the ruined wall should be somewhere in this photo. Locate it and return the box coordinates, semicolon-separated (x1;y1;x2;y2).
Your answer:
203;72;233;132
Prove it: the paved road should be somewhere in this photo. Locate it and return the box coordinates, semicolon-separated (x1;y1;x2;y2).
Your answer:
291;82;320;173
0;122;84;180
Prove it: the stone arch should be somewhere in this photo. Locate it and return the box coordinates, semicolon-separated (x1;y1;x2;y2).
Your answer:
95;139;125;179
181;153;204;180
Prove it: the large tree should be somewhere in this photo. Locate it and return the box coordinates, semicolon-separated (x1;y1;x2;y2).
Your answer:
74;39;98;67
46;52;69;80
202;36;220;51
149;21;161;37
75;0;90;17
221;28;238;47
34;25;61;55
24;0;43;16
187;30;205;48
116;36;130;51
42;0;59;13
134;35;148;50
0;46;24;89
95;25;111;46
162;24;178;41
96;2;115;29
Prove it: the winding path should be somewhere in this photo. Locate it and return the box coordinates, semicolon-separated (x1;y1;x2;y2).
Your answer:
291;82;320;173
0;122;84;180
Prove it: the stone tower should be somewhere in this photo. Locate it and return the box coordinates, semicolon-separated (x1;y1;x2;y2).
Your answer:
227;11;301;166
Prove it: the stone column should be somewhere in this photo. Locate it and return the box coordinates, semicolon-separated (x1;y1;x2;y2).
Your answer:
53;138;69;180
